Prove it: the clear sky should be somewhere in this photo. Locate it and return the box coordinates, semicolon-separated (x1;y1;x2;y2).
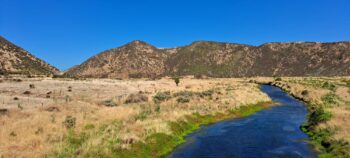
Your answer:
1;0;350;70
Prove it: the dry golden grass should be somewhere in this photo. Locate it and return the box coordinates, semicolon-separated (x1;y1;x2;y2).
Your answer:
0;77;270;158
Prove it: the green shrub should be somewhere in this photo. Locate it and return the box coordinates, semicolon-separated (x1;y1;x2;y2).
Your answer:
308;106;332;127
322;93;337;106
342;80;350;87
322;82;336;91
197;89;214;98
176;97;190;103
84;124;95;130
134;110;152;121
301;106;332;135
63;116;76;129
274;77;282;81
125;93;148;104
173;91;194;98
153;91;172;103
173;77;180;86
101;100;118;107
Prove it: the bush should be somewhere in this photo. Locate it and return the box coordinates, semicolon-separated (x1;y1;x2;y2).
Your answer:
274;77;282;81
173;77;180;86
84;124;95;130
63;116;76;129
29;84;35;89
101;100;118;107
321;93;337;106
153;91;171;103
173;91;194;98
301;90;309;96
322;82;336;91
134;111;151;121
197;89;214;98
68;86;72;92
125;93;148;104
23;91;31;95
342;80;350;88
306;106;332;128
176;97;190;103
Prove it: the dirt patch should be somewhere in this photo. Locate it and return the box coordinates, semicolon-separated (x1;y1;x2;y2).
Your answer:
336;86;350;102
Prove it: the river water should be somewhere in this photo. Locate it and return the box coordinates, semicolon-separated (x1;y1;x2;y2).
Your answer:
169;85;316;158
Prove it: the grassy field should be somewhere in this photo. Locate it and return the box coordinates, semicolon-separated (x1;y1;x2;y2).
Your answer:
2;76;349;158
0;76;271;158
253;76;350;158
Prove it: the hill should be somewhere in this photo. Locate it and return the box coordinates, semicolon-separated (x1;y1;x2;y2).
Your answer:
0;36;59;75
65;40;350;78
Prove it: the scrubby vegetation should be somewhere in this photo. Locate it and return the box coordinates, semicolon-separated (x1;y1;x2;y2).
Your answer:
321;93;337;106
153;91;171;103
322;82;336;91
101;99;118;107
125;93;148;104
63;116;77;129
302;105;349;158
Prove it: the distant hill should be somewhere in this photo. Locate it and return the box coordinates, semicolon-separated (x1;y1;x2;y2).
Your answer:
0;36;59;75
65;40;350;78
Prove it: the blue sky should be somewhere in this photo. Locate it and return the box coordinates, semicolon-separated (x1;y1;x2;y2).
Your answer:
1;0;349;70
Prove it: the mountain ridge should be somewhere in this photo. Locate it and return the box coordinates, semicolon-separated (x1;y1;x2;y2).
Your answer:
65;40;350;78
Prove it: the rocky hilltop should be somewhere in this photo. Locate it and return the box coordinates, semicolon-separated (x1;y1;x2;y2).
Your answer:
65;40;350;78
0;36;59;75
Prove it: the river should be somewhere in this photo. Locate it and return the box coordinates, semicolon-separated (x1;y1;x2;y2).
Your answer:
169;85;316;158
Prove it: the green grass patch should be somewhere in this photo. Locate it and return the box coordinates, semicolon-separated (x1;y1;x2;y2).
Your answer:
53;102;271;158
321;93;337;106
301;105;350;158
108;101;270;158
322;82;336;91
52;130;89;158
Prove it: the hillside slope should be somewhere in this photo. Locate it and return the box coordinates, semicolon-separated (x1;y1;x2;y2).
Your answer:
66;41;350;78
0;36;59;75
65;41;168;78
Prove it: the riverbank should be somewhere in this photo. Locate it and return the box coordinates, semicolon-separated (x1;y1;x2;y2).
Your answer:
102;101;274;158
253;77;350;158
0;77;271;157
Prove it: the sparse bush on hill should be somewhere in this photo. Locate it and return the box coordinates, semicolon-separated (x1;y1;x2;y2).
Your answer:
177;97;190;103
101;100;118;107
322;82;336;91
125;93;148;104
321;93;337;106
153;91;171;103
197;89;214;98
173;91;194;98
